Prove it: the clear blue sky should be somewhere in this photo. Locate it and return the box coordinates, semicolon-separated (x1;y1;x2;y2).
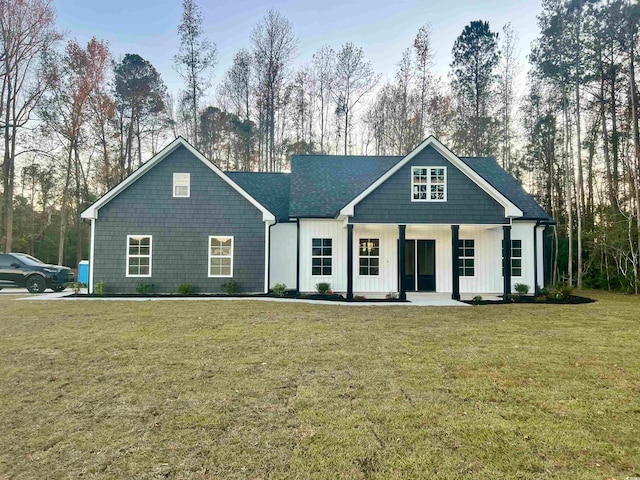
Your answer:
55;0;542;98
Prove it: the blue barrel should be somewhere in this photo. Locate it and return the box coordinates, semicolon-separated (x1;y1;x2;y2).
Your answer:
78;261;89;284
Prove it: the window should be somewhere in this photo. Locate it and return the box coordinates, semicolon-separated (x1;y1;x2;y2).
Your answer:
209;236;233;277
173;173;190;197
502;239;523;277
127;235;152;277
458;239;475;277
312;238;332;276
511;240;522;277
412;166;446;201
359;238;380;276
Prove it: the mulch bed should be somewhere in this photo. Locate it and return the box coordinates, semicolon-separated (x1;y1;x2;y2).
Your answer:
69;292;408;302
463;295;595;305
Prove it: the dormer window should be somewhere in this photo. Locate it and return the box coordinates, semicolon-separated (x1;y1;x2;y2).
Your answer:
412;166;446;201
173;173;190;198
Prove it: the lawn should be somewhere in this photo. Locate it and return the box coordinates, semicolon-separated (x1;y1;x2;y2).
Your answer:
0;292;639;479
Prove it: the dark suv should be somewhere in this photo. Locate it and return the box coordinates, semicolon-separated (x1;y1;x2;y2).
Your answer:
0;253;75;293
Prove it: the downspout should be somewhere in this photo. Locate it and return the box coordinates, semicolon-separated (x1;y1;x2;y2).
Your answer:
296;219;300;293
266;219;277;293
533;220;540;296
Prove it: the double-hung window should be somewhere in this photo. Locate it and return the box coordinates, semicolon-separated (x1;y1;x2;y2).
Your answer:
209;236;233;277
359;238;380;276
412;166;446;201
127;235;152;277
458;239;475;277
312;238;332;276
173;173;190;198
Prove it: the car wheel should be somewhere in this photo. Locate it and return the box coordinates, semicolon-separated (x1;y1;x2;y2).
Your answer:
52;285;66;292
26;275;46;294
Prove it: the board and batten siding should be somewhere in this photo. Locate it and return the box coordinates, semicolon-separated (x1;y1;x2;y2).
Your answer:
352;224;398;293
351;145;508;225
269;222;297;289
299;219;348;292
93;145;266;293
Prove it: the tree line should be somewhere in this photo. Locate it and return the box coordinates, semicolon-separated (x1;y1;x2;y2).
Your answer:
0;0;639;293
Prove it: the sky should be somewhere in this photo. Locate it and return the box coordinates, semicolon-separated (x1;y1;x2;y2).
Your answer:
55;0;543;99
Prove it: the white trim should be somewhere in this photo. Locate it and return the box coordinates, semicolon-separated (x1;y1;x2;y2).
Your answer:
410;166;447;202
208;236;234;278
89;219;95;293
81;137;275;222
126;235;152;278
173;172;190;198
340;136;523;218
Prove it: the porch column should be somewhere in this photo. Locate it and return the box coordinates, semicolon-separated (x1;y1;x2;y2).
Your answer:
398;224;406;301
503;225;512;302
347;224;354;301
451;225;460;300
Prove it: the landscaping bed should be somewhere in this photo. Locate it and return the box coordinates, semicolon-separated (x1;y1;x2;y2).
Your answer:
463;294;596;305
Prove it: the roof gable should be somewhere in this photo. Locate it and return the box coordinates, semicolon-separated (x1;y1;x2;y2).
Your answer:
81;137;275;222
339;136;523;219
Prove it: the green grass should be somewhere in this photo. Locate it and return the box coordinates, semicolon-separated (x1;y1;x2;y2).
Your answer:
0;291;639;479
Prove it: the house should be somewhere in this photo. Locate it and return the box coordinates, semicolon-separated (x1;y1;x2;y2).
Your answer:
81;136;554;300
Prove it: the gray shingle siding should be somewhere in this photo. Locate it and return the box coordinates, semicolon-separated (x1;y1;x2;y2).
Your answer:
351;145;508;224
93;145;265;293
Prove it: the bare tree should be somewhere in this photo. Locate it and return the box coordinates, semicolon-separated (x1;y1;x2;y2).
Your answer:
311;45;335;154
497;22;520;173
414;23;434;138
251;9;297;171
333;42;379;155
0;0;61;252
174;0;217;145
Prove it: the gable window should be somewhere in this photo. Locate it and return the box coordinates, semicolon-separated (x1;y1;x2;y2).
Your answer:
359;238;379;276
458;239;474;277
312;238;332;276
127;235;152;277
412;166;446;201
209;236;233;277
173;173;190;198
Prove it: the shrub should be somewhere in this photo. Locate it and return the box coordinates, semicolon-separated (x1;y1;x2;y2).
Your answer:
353;295;366;301
385;292;399;299
135;281;154;294
514;283;530;296
178;283;193;295
271;283;287;297
94;281;105;295
221;279;238;295
315;282;331;295
558;284;574;300
70;282;85;294
472;295;483;305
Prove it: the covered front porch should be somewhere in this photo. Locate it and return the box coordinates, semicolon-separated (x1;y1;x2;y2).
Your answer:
346;223;523;302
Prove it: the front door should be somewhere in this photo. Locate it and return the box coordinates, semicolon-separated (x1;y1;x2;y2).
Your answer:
401;240;436;292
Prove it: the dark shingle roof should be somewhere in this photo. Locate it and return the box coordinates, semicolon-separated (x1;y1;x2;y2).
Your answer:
460;157;553;222
226;172;290;221
289;155;401;217
224;154;552;223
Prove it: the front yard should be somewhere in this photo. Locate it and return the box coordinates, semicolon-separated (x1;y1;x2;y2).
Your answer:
0;292;638;479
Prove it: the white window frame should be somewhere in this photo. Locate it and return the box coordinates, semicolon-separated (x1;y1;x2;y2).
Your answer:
358;238;380;276
311;238;333;276
458;239;475;277
208;236;234;278
173;172;190;198
126;235;152;278
411;166;447;202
